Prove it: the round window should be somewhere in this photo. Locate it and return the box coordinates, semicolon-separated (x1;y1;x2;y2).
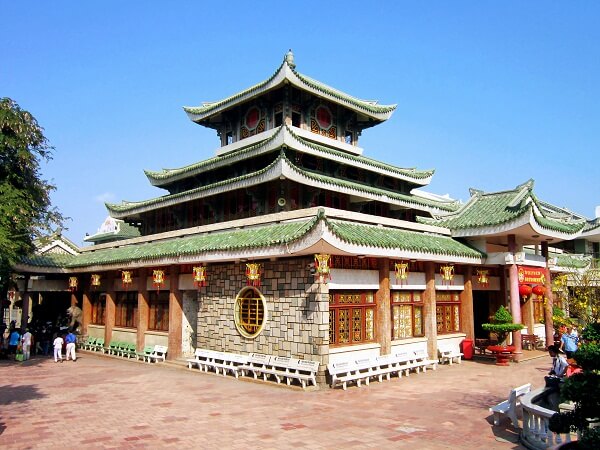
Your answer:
315;105;332;129
234;287;267;338
245;107;260;130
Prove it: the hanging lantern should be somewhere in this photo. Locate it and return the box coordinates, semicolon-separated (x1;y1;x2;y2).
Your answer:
440;265;454;285
532;284;546;297
121;270;132;290
477;269;489;287
68;277;78;292
90;274;101;289
153;269;165;291
519;284;533;299
192;266;207;288
246;263;262;287
395;262;409;285
314;253;332;284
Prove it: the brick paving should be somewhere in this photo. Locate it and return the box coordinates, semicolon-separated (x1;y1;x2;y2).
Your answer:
0;351;550;449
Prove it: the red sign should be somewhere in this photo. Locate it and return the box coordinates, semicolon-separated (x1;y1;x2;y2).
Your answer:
517;266;546;285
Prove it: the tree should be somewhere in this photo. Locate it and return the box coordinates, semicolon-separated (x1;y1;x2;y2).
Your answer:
553;263;600;327
482;305;524;345
0;98;65;293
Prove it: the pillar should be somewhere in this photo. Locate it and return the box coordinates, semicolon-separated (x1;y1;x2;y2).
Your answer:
71;291;78;307
375;258;391;355
423;262;438;358
82;290;92;337
507;235;523;359
104;272;116;345
167;266;183;360
137;268;149;352
459;266;475;340
20;275;30;330
542;241;554;347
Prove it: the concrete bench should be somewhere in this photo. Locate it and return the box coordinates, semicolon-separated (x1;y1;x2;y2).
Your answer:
144;345;168;363
489;383;531;428
437;342;463;365
328;359;374;390
412;349;438;372
239;353;273;380
239;354;319;389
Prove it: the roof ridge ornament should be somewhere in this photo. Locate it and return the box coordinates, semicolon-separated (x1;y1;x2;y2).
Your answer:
284;49;295;70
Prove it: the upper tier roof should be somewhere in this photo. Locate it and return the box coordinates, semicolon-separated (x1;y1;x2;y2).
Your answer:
183;51;397;124
418;180;587;240
144;125;434;189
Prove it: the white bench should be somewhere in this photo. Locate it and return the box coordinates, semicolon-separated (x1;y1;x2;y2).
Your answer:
489;383;532;428
239;353;273;380
239;353;319;389
328;359;374;390
144;345;168;363
437;341;463;365
187;349;249;378
412;349;438;372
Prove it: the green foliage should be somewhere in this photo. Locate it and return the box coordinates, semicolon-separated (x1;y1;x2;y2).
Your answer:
553;271;600;326
581;323;600;343
481;306;524;345
549;342;600;449
0;98;66;291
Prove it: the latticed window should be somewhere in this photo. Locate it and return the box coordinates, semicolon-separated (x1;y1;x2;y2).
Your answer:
435;292;461;334
329;291;375;346
148;291;169;332
391;291;424;339
533;298;544;323
90;292;106;325
234;287;267;338
115;291;138;328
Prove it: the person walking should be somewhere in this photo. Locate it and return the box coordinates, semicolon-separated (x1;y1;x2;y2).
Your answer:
21;328;33;361
560;326;579;358
53;334;64;363
64;330;77;362
8;328;21;357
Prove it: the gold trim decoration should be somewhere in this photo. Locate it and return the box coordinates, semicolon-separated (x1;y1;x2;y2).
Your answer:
153;269;165;291
91;274;101;289
192;266;207;288
68;276;78;292
314;253;331;284
394;261;409;285
246;263;262;287
121;270;132;290
440;265;454;285
476;269;489;287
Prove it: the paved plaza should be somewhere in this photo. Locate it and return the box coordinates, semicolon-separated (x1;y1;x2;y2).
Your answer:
0;351;549;449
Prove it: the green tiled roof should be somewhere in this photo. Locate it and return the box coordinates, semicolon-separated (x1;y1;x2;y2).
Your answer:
84;222;141;243
20;217;319;269
325;219;484;259
145;125;434;188
109;152;457;217
418;180;586;235
183;54;396;121
555;254;592;269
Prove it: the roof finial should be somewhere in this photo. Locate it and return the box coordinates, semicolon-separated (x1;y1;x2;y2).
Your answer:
284;49;295;70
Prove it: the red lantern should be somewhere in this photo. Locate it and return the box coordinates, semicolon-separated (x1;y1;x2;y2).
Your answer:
519;284;532;298
532;285;546;296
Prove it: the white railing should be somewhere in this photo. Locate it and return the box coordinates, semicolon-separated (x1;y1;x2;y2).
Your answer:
520;387;576;449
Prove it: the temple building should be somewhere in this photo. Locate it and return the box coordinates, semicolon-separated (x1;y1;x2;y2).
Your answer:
9;51;597;384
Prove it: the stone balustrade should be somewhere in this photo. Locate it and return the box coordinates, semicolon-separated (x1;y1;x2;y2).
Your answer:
520;387;577;449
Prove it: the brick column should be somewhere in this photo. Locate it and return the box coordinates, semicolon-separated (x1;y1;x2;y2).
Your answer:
82;290;92;337
423;262;438;358
167;266;183;360
104;273;116;345
459;266;475;340
542;241;554;347
508;234;523;360
376;258;391;355
137;268;149;352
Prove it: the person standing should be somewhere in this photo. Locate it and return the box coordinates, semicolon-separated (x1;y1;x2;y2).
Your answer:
560;326;579;358
64;330;77;362
53;334;64;363
8;328;21;356
21;328;33;361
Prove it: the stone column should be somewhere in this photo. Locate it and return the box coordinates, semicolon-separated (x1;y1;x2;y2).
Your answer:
423;262;438;358
542;241;554;347
375;258;391;355
507;235;523;359
82;290;92;337
20;275;30;330
137;268;149;352
167;266;183;360
104;272;116;345
459;266;475;340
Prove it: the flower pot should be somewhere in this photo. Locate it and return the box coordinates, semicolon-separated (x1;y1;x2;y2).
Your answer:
487;345;516;366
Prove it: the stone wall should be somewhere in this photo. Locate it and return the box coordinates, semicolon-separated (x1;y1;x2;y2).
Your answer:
195;256;330;384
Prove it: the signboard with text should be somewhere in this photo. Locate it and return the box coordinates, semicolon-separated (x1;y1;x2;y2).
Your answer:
517;266;546;285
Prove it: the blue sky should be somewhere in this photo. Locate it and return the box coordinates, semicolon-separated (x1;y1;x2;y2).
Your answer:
4;2;599;245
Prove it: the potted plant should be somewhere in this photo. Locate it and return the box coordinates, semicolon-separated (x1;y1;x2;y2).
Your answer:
548;323;600;449
482;306;524;365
